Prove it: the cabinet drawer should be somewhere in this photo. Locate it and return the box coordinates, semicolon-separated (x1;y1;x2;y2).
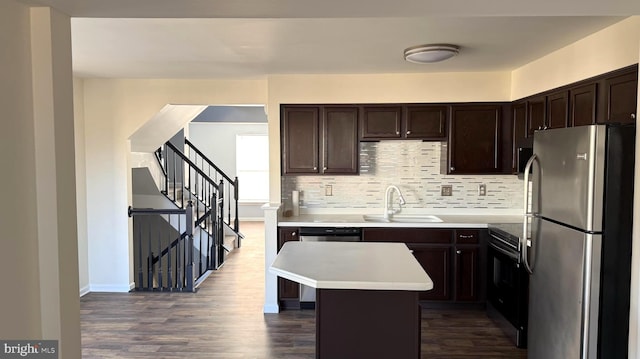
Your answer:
363;228;452;244
455;229;479;244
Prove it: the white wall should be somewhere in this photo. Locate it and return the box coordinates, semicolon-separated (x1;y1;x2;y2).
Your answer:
1;2;81;357
80;78;267;291
189;122;268;178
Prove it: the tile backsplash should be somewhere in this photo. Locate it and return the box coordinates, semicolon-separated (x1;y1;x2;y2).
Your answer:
281;141;524;211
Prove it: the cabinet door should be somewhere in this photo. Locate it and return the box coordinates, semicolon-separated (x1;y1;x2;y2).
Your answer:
546;91;568;129
527;97;546;136
323;107;359;174
409;245;451;301
448;105;501;174
281;106;319;174
570;83;597;127
512;102;528;172
455;246;479;302
405;105;448;139
278;227;300;301
360;106;402;140
604;70;638;124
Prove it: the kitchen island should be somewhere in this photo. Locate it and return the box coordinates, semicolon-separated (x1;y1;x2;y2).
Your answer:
270;241;432;359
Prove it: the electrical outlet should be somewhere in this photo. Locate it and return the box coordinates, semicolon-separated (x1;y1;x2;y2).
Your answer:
325;185;333;196
441;185;452;196
478;184;487;196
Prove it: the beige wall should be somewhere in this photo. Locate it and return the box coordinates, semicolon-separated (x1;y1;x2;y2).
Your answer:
74;77;90;295
30;7;81;357
266;71;511;201
80;78;267;290
1;2;81;358
0;0;42;340
511;16;640;100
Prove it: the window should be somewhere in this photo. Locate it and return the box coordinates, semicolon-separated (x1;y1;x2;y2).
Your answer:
236;135;269;202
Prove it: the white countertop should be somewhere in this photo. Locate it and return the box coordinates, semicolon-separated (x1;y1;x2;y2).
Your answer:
269;241;433;291
278;213;523;228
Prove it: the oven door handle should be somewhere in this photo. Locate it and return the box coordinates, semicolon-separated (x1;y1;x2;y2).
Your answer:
488;242;520;262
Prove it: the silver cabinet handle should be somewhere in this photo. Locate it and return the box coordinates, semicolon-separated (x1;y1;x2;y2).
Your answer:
406;130;412;135
632;114;636;120
543;125;548;130
450;166;455;171
313;166;317;170
395;131;400;135
459;234;475;239
291;232;296;236
523;154;539;275
323;166;327;171
456;250;462;255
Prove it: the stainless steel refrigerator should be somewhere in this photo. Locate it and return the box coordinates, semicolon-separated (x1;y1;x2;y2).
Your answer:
523;124;635;359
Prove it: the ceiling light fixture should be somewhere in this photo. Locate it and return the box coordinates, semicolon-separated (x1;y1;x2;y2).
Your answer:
403;44;460;64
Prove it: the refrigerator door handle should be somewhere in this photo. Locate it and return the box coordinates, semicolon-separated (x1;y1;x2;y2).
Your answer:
523;154;538;274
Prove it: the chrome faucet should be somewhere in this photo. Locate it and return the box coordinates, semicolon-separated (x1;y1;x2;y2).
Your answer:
384;185;406;220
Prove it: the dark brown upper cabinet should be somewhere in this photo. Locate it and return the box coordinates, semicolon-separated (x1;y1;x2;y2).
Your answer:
546;90;569;129
604;69;638;124
281;105;358;175
281;106;319;174
360;105;402;140
323;107;359;174
511;101;528;173
448;105;502;174
405;105;448;139
527;96;546;136
570;83;597;127
361;105;447;140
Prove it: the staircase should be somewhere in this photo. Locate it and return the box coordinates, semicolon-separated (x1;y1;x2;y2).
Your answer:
128;138;243;292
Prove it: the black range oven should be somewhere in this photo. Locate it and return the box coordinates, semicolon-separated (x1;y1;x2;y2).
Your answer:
487;224;529;349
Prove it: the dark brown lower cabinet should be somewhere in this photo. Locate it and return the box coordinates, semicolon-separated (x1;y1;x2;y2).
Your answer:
408;245;451;301
455;246;479;302
316;289;421;359
362;227;484;304
278;227;300;308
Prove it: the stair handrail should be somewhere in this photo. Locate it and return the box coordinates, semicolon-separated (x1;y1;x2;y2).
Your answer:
157;142;226;270
164;141;221;191
128;203;196;292
149;207;213;265
185;138;234;183
184;138;240;237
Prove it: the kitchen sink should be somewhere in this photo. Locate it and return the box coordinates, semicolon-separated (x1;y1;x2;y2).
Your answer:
362;214;443;223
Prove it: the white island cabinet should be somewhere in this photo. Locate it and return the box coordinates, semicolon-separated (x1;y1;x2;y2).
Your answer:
270;241;433;359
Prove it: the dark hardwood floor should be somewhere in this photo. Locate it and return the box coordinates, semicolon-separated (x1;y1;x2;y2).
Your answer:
81;221;527;358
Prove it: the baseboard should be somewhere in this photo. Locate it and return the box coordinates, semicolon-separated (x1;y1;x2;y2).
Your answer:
79;285;91;297
89;283;134;293
263;303;280;314
239;217;264;222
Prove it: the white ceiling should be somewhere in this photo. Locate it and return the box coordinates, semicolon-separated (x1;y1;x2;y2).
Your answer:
21;0;640;78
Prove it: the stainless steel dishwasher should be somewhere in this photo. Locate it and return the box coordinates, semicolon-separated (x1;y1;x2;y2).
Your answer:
298;227;362;306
